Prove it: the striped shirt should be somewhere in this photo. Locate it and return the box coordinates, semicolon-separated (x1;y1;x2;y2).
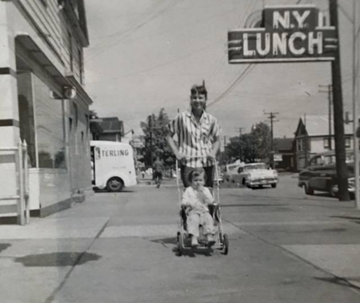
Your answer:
168;110;221;168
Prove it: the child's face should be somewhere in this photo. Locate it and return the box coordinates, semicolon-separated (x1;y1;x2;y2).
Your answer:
192;173;205;189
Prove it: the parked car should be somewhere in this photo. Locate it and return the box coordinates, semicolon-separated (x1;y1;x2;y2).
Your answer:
223;162;245;183
232;163;278;189
298;151;356;198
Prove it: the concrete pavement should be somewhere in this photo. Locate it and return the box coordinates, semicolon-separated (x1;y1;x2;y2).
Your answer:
0;175;360;302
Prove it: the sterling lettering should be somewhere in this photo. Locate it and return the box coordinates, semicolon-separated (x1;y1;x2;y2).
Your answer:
228;5;337;63
102;150;129;157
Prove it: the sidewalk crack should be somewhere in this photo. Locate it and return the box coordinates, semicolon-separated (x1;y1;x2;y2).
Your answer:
43;218;111;303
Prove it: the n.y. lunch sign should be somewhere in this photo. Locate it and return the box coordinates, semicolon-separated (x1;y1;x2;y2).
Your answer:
228;5;337;63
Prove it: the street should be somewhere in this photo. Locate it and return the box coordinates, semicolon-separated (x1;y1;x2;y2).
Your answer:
1;174;360;303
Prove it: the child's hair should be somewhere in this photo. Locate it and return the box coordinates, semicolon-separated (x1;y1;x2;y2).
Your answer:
190;80;207;100
188;168;206;183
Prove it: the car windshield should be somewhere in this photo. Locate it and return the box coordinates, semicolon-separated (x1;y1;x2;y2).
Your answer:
243;164;267;171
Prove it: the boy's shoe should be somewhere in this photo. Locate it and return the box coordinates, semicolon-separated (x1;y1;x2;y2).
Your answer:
207;235;216;247
191;236;199;247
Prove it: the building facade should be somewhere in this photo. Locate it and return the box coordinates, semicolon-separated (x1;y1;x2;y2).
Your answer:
0;0;93;219
90;117;124;142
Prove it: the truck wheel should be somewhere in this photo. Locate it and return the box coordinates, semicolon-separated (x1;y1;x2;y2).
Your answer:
107;177;124;192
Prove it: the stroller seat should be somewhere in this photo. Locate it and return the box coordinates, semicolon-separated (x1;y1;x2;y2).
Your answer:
180;204;220;232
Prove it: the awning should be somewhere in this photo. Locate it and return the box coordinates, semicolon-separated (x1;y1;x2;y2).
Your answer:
16;34;93;105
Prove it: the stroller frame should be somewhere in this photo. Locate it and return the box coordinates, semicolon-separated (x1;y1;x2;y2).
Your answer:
175;158;229;256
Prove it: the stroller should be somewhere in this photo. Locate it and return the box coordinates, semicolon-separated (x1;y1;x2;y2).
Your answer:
175;157;229;256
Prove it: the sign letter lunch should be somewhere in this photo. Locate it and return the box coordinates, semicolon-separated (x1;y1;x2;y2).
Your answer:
228;5;337;64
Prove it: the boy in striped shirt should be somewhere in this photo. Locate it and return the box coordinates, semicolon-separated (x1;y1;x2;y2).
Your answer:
166;81;221;188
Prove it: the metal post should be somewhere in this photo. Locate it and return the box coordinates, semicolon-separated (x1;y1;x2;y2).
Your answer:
329;0;350;201
18;141;25;225
352;0;360;208
23;141;30;224
328;84;332;150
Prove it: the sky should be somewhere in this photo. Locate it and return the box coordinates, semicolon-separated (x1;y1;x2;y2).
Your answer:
84;0;356;145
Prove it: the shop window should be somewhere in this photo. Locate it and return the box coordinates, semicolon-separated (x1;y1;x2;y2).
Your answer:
324;137;330;149
297;139;303;151
33;75;66;169
345;137;351;148
17;72;37;168
68;30;73;72
78;48;84;84
69;117;73;132
72;102;78;130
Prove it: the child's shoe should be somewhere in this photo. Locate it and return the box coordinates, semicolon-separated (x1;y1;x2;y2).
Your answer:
191;236;199;247
207;234;216;247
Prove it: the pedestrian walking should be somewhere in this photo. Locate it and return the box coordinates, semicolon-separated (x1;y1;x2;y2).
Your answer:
153;156;164;188
166;81;221;188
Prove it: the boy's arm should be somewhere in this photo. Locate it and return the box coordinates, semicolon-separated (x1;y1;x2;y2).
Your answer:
166;135;185;160
208;137;220;160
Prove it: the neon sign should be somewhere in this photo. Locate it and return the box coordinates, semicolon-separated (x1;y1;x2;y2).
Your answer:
228;5;337;63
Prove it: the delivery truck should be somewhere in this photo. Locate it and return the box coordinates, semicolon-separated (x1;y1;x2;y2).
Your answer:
90;141;137;192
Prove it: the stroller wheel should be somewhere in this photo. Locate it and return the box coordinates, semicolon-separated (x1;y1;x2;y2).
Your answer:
177;233;184;256
222;234;229;255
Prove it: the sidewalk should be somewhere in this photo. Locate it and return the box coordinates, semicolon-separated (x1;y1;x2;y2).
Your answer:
0;185;360;302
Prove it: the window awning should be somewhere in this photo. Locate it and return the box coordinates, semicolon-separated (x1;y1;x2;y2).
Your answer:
16;34;93;105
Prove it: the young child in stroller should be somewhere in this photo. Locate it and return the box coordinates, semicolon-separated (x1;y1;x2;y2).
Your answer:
181;169;216;247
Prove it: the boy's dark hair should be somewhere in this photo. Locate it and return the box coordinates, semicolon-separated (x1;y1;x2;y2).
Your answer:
188;168;206;183
190;80;207;100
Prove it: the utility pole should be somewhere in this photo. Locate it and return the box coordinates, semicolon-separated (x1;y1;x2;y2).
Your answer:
149;114;153;168
352;0;360;209
329;0;350;201
235;127;244;161
304;113;308;168
265;112;279;168
319;84;333;150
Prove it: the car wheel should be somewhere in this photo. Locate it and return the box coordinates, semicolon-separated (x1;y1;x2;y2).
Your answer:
106;177;124;192
304;184;314;195
271;184;277;188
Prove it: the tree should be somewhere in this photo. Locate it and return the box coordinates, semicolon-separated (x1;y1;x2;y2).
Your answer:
251;122;271;162
224;122;271;164
140;108;176;167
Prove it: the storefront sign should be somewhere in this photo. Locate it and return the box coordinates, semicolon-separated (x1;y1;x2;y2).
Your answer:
228;5;337;63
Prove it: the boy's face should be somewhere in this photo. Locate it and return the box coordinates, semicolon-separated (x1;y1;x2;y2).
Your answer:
192;173;205;189
190;93;206;111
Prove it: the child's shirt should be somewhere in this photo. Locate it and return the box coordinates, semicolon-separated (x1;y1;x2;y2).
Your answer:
181;186;214;214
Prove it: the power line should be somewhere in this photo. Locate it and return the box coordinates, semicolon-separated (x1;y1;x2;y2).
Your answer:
86;0;178;62
208;64;255;107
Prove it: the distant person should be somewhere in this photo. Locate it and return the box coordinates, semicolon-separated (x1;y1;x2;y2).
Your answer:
141;170;145;179
153;156;164;188
181;169;216;247
166;81;221;188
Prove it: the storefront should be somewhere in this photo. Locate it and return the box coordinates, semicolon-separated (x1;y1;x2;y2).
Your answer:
0;0;93;220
